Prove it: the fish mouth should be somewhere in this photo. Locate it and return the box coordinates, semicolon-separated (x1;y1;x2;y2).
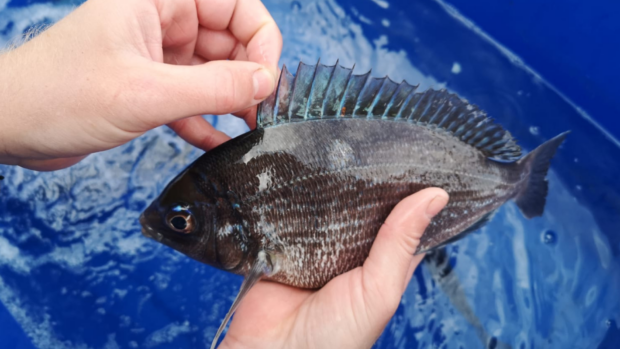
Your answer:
139;213;164;242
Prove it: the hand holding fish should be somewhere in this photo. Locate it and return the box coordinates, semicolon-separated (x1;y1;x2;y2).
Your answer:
0;0;282;171
214;188;449;349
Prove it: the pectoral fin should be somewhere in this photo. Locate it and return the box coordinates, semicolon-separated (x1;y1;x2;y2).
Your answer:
210;251;274;349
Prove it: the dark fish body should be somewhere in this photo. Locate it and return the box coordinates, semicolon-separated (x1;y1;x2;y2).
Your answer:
140;61;567;346
141;61;567;289
173;118;530;288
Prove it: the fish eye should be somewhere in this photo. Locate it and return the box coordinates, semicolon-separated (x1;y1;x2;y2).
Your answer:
166;205;195;234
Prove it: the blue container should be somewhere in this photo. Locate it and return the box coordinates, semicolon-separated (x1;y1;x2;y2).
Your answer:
1;0;618;348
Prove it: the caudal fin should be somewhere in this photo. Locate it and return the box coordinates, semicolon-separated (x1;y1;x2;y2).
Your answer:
515;132;569;218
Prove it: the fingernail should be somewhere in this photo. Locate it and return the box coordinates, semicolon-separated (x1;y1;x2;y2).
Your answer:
426;194;449;218
253;68;275;100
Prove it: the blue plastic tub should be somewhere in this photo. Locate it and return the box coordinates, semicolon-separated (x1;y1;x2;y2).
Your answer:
1;0;618;348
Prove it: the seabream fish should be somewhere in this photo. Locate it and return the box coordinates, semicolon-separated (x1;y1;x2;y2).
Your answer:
140;61;568;348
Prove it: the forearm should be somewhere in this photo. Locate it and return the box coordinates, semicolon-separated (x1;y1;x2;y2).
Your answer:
0;35;60;162
0;17;116;164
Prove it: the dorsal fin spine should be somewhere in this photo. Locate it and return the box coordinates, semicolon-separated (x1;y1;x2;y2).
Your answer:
381;81;400;119
443;101;468;131
318;59;338;119
368;77;398;118
470;119;492;143
436;105;457;128
415;92;432;122
367;77;388;118
381;80;405;119
462;128;476;143
486;137;508;150
476;127;500;147
322;62;353;117
445;96;466;127
394;83;419;120
356;76;384;118
351;70;373;117
475;137;491;148
302;59;322;120
454;115;478;137
407;90;429;122
447;111;466;132
398;93;416;120
421;90;441;124
287;62;303;121
471;119;493;144
427;98;447;125
382;80;406;119
465;120;486;144
422;90;441;124
446;119;458;132
338;65;366;118
274;65;296;124
272;64;287;124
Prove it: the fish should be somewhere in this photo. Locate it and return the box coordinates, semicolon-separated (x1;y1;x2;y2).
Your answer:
139;61;568;348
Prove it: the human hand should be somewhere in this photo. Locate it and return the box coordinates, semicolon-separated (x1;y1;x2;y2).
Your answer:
0;0;282;171
216;188;450;349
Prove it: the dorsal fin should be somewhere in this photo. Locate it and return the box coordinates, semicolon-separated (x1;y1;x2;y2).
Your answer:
257;61;522;161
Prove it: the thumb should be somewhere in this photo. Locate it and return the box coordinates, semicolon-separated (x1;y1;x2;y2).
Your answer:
361;188;449;317
139;60;276;127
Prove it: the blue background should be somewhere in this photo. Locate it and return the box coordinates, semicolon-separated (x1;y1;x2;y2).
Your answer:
1;0;619;348
446;0;620;140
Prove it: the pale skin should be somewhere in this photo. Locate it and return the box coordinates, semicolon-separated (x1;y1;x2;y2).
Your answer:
0;0;449;348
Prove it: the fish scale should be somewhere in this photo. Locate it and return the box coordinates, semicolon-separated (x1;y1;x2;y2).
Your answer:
140;61;568;348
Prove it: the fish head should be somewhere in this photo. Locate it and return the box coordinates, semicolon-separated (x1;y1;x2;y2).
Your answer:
140;167;250;272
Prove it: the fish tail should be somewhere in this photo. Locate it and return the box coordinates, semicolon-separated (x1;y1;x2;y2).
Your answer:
514;132;569;218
